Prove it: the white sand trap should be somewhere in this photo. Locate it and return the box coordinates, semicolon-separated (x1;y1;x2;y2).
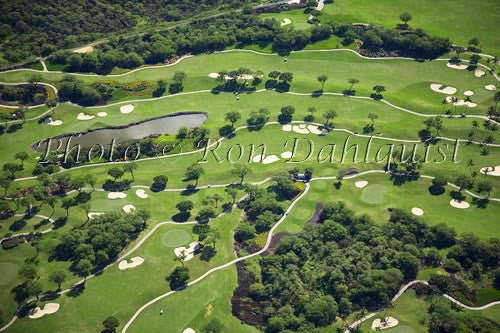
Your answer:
262;155;280;164
371;317;399;330
463;90;474;96
118;256;144;270
77;112;95;120
282;124;292;132
252;155;264;163
73;45;93;54
480;166;500;176
355;180;368;188
88;212;104;219
307;124;323;135
281;151;293;159
97;112;107;117
120;104;135;114
447;63;468;70
174;242;200;261
281;18;292;26
453;99;477;107
29;303;60;319
293;125;310;134
135;189;149;198
287;0;300;3
47;120;63;126
475;69;485;77
485;84;497;91
122;204;136;214
183;329;196;333
208;72;219;78
108;192;127;199
450;199;470;209
411;207;424;216
430;83;457;95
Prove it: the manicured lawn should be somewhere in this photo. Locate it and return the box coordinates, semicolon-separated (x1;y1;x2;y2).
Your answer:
260;9;312;30
321;0;500;56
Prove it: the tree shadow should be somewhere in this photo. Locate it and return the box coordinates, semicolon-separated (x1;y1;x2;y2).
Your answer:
311;90;323;98
172;212;190;222
472;197;489;208
181;185;199;196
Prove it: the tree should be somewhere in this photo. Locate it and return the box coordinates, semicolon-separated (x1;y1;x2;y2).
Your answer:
279;105;295;122
173;71;187;84
212;193;223;208
19;265;38;281
167;266;190;290
108;167;124;181
49;270;67;290
80;203;91;223
0;177;12;196
196;207;216;223
372;85;386;97
75;258;92;281
225;187;238;204
323;109;337;127
201;318;223;333
348;78;359;92
317;74;328;90
477;180;492;197
278;72;293;83
25;281;43;301
455;175;474;193
84;174;97;191
225;111;241;128
304;295;338;327
185;164;205;186
102;316;120;333
3;162;22;178
466;159;475;176
123;163;138;181
231;163;251;183
368;113;378;125
152;175;168;191
234;223;256;242
176;200;193;213
72;176;85;192
61;198;73;217
468;37;480;48
307;107;316;117
399;12;412;26
14;151;28;167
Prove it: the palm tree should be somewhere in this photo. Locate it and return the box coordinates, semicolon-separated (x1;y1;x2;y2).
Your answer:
123;163;138;181
368;113;378;125
323;109;338;127
317;74;328;90
466;159;475;175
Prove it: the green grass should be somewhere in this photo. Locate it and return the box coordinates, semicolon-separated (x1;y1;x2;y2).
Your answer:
260;9;312;30
161;229;193;247
320;0;500;56
360;184;389;204
476;287;500;306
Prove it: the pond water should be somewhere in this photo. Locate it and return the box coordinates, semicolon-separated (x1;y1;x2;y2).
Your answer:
33;112;207;152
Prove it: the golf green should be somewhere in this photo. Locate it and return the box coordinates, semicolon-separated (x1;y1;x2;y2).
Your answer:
360;184;389;204
295;208;312;219
286;224;303;234
0;262;19;286
161;229;192;248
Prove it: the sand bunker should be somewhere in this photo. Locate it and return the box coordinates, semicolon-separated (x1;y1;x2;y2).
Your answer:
355;180;368;188
281;151;293;159
282;124;292;132
475;69;486;77
118;256;144;270
208;72;219;78
122;204;136;214
120;104;135;114
73;45;93;54
411;207;424;216
281;18;292;26
293;125;310;134
446;96;477;107
252;155;263;163
97;112;107;117
207;73;260;80
77;112;95;120
463;90;474;96
371;317;399;330
88;212;104;219
485;84;497;91
480;166;500;176
47;120;63;126
108;192;127;199
262;155;280;164
430;83;457;95
307;124;324;135
174;242;200;261
183;329;196;333
450;199;470;209
447;63;467;70
29;303;60;319
135;189;149;198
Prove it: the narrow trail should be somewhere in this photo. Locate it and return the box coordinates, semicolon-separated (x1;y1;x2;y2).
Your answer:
0;214;54;243
0;81;58;110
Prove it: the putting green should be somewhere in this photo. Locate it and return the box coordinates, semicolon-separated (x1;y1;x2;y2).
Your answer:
0;262;19;286
315;181;328;189
384;324;418;333
286;224;302;234
360;184;389;205
161;229;192;248
295;208;312;219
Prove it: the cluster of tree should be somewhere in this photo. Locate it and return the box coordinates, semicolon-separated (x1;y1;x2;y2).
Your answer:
58;75;113;106
53;210;150;279
213;68;264;92
0;78;47;106
233;202;500;332
0;0;255;65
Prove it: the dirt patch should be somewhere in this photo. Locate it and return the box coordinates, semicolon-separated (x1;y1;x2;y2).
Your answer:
263;232;295;255
307;202;324;224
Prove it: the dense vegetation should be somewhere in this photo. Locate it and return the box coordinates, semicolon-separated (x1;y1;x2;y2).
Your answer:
0;0;256;66
232;203;500;332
